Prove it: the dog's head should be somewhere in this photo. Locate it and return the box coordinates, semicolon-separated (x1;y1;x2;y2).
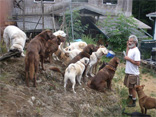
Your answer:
10;43;23;52
53;30;66;38
53;30;66;44
84;44;97;55
80;57;89;66
57;36;66;44
107;56;120;70
100;47;108;55
39;30;54;41
135;85;145;92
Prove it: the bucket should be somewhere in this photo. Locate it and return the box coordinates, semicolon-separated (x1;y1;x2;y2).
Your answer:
106;50;115;58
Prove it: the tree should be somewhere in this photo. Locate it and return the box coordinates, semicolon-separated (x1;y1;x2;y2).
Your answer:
59;11;88;41
97;13;138;51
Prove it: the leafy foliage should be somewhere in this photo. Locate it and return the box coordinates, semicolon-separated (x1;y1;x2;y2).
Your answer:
59;11;88;41
97;14;138;51
81;35;97;44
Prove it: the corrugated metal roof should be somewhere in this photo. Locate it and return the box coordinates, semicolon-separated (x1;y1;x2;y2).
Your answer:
88;17;149;39
132;18;151;29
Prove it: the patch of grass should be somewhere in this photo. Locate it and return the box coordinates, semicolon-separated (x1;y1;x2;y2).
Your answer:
0;41;7;55
150;93;156;97
101;56;111;63
141;67;156;78
82;35;97;45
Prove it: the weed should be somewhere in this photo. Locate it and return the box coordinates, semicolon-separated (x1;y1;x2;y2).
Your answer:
141;67;156;78
82;35;97;45
0;41;7;54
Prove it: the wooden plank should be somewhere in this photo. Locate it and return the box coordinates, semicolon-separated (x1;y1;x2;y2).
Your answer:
0;50;21;61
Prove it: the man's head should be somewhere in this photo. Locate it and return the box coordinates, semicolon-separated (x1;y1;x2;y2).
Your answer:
128;35;138;49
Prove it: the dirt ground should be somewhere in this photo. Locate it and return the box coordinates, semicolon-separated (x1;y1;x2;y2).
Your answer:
0;55;156;117
0;57;122;117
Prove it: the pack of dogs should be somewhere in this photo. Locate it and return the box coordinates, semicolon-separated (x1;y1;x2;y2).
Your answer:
2;25;156;115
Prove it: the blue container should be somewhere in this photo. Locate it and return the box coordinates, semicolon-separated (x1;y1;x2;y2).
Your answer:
74;39;83;42
106;50;115;58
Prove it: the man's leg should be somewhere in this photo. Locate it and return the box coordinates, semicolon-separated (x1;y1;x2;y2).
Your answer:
128;87;136;107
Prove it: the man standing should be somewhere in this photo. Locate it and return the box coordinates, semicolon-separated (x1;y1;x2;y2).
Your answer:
124;35;141;107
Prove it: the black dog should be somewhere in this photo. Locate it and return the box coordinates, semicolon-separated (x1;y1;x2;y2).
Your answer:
122;108;151;117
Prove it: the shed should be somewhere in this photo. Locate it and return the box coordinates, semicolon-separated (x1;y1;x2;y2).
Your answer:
146;12;156;40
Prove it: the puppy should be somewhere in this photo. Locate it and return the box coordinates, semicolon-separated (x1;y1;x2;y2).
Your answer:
64;57;89;93
88;57;119;92
135;85;156;114
65;41;87;51
68;44;97;65
25;30;54;87
85;46;108;77
3;25;27;57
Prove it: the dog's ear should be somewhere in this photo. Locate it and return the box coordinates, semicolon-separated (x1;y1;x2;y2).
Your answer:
141;85;145;89
116;57;120;64
46;30;53;40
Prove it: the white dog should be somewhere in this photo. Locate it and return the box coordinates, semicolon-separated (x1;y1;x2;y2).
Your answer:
65;41;87;51
64;57;89;93
60;43;81;59
85;47;108;77
3;25;27;57
53;30;66;37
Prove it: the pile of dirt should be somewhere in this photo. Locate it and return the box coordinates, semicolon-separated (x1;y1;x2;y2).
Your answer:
0;57;122;117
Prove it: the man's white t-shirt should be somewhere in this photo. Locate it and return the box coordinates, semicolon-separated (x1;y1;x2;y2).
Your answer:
125;47;141;75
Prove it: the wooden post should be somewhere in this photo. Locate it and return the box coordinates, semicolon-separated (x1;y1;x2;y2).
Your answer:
70;0;74;40
41;0;44;30
52;4;56;31
23;0;25;32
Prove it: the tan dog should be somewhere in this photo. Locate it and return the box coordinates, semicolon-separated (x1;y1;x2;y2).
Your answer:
88;57;119;92
135;85;156;114
64;57;89;93
60;43;81;59
25;30;54;87
65;41;87;51
85;46;108;77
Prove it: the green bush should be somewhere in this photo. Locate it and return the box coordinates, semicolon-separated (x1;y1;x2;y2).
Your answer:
97;13;141;51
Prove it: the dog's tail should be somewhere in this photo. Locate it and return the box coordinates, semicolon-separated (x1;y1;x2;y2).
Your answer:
49;67;64;77
29;63;34;80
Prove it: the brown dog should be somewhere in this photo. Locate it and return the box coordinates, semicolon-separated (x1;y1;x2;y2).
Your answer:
44;36;66;63
25;30;54;87
68;44;97;65
88;57;119;92
135;85;156;114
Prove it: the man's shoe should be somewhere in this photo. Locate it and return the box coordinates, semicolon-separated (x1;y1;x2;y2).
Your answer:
126;95;132;104
127;99;136;107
